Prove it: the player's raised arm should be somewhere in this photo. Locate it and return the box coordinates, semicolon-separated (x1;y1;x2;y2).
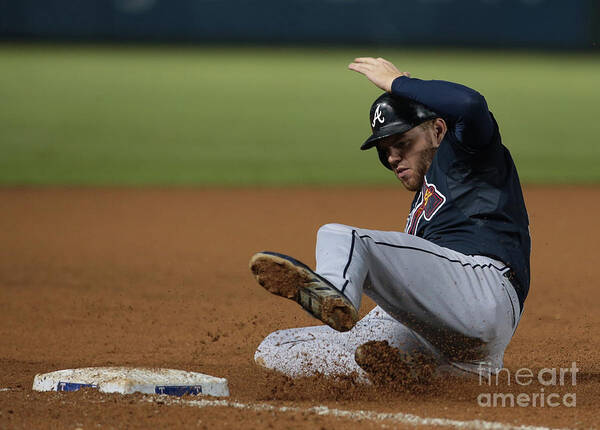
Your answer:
349;57;494;151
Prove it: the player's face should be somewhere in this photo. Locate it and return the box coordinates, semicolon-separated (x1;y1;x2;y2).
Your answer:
378;124;440;192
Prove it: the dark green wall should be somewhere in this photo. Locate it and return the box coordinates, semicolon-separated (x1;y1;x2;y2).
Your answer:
0;0;597;49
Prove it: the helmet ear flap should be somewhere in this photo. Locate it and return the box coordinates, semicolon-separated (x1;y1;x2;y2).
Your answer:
377;146;392;170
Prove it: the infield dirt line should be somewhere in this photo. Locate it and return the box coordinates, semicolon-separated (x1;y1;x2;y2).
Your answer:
146;397;571;430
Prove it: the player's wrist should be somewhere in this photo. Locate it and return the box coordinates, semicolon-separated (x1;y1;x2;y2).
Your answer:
390;75;410;93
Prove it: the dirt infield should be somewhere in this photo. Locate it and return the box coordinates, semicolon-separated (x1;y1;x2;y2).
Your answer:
1;187;598;429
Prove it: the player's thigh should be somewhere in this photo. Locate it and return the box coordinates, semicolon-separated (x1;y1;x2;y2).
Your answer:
354;229;513;350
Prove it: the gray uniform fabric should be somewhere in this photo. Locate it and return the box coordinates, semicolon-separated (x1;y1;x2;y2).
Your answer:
255;223;520;379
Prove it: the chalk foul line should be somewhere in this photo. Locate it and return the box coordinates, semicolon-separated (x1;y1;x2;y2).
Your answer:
147;397;575;430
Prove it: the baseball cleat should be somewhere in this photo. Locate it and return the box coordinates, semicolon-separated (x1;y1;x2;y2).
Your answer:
354;340;436;387
249;251;358;332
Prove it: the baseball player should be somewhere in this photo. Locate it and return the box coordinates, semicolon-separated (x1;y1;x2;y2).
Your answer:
249;57;530;384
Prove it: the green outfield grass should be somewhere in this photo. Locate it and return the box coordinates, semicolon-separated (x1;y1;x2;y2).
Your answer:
1;44;599;185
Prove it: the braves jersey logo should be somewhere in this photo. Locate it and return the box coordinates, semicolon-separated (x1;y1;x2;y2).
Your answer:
372;104;385;128
405;178;446;235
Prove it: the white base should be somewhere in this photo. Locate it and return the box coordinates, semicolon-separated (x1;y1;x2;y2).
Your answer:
32;367;229;397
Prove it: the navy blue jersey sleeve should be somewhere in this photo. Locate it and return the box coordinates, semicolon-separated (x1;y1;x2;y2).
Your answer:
391;76;494;151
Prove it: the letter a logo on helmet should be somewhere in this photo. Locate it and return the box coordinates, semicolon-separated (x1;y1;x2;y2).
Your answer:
372;104;385;128
361;92;438;151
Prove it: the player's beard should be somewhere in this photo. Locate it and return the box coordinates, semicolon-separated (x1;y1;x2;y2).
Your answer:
399;146;437;192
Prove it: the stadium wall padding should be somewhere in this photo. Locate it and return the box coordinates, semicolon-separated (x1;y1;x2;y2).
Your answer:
0;0;596;49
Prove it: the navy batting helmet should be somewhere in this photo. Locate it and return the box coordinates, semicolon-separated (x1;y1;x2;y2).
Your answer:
361;93;437;169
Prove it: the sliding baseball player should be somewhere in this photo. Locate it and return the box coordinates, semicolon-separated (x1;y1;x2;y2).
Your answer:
250;57;530;384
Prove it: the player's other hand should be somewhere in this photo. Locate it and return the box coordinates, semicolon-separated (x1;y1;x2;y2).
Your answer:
348;57;410;92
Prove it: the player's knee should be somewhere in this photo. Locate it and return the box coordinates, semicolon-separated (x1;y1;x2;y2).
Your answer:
317;223;353;237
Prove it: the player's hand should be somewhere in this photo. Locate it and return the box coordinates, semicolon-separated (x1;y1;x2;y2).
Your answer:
348;57;410;92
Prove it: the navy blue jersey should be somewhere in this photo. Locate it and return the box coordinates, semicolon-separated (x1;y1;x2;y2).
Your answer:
391;76;531;309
